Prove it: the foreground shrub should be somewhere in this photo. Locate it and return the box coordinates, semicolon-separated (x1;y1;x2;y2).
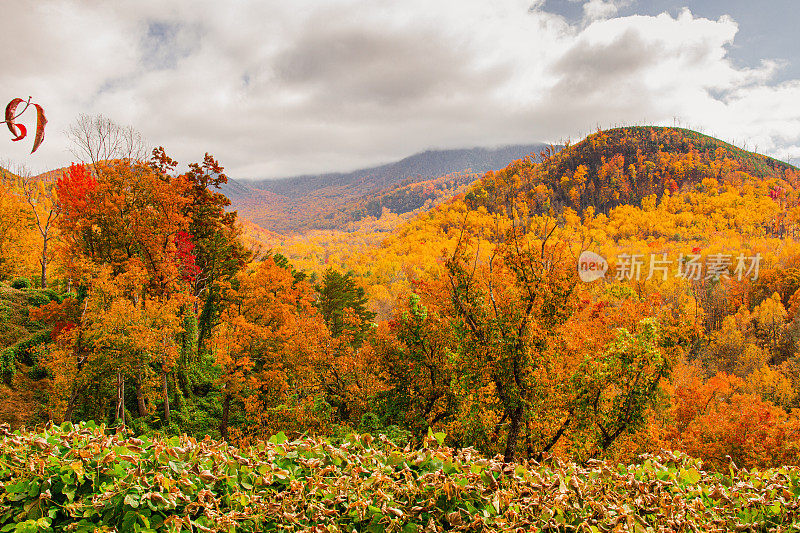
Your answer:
0;422;798;531
9;278;31;290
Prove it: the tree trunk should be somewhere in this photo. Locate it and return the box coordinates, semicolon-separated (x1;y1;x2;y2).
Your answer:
177;367;192;400
197;284;216;354
40;237;48;289
172;373;186;410
525;419;533;459
220;392;231;441
64;386;80;422
504;404;524;463
135;378;147;417
162;371;170;425
542;415;571;455
115;372;125;427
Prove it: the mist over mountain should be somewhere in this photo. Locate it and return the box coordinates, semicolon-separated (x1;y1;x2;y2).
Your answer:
222;144;552;233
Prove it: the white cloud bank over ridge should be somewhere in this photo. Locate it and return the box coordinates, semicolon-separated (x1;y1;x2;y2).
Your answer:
2;0;799;177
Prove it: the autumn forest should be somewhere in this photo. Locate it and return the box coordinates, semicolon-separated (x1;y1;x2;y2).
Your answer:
3;125;800;530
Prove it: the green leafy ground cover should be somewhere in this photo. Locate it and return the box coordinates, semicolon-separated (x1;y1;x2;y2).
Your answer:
1;423;798;532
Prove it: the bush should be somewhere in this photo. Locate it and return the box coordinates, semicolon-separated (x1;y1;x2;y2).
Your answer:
27;364;50;381
0;347;15;383
169;393;223;439
9;277;31;290
1;423;798;532
40;288;61;302
25;289;59;308
4;329;51;367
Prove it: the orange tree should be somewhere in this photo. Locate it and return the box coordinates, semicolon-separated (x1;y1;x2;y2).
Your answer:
0;172;30;278
653;363;800;470
56;161;190;295
50;160;193;426
18;171;60;288
47;265;183;425
150;150;251;352
212;256;327;442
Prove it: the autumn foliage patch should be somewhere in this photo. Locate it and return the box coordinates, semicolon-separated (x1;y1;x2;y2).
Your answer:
1;423;799;532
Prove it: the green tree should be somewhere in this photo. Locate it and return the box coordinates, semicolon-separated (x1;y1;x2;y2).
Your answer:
443;221;577;462
374;294;459;443
315;269;376;347
572;317;671;456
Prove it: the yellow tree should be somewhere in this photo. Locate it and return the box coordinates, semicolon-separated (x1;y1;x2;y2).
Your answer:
753;293;787;363
83;265;182;424
0;170;31;277
19;171;60;288
42;265;183;426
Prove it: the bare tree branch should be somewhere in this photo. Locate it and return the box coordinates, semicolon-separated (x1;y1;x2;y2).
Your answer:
66;114;148;171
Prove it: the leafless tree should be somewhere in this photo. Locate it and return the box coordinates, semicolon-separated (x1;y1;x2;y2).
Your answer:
66;114;148;169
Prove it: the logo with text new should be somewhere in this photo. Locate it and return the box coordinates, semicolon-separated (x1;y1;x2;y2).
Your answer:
578;251;608;282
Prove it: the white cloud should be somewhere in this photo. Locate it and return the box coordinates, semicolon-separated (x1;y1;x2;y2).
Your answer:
1;0;799;177
583;0;623;21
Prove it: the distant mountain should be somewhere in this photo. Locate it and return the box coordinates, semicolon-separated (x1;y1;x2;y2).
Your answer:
31;167;70;183
223;144;552;234
464;126;799;218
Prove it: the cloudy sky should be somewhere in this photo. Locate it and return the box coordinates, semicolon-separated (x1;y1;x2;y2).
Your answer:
3;0;799;179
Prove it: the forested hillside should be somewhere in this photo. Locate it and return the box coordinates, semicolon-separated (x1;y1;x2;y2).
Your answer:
2;126;800;530
466;126;795;216
224;144;550;233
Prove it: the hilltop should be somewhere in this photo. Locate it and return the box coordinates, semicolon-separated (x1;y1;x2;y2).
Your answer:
271;125;799;286
0;168;19;183
466;126;798;217
0;166;68;185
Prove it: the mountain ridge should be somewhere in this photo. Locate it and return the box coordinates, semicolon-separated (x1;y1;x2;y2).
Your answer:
235;144;553;197
223;143;552;233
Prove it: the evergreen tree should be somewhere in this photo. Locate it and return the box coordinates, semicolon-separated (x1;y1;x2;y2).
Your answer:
315;269;376;346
